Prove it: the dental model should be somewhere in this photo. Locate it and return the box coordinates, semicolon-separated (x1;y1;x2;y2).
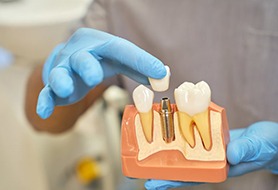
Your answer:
122;74;230;183
132;85;154;143
174;81;212;150
149;65;171;92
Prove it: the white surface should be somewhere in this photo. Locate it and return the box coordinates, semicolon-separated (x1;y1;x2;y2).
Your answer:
0;0;92;62
0;64;48;190
0;0;92;25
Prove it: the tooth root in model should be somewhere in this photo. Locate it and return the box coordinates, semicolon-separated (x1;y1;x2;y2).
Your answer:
133;85;154;143
148;65;171;92
177;111;195;147
174;81;212;150
138;111;153;143
193;109;212;150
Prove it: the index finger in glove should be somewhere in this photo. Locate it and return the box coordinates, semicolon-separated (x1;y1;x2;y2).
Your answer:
62;28;167;79
36;85;55;119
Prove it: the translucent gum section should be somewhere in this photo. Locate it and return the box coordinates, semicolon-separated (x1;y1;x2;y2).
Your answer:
135;109;225;161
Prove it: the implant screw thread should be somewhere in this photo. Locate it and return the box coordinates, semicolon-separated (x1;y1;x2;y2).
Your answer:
159;97;175;143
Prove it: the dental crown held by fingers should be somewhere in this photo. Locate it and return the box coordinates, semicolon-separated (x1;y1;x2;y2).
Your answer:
121;66;230;183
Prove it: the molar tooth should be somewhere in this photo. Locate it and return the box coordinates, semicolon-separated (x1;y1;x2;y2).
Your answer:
149;65;170;92
133;85;154;143
175;81;211;116
174;81;212;150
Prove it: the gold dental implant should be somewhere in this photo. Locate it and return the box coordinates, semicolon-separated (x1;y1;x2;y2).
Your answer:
159;97;175;143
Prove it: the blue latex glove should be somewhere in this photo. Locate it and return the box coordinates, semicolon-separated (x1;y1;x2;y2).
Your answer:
228;121;278;176
145;121;278;190
145;180;201;190
36;28;166;119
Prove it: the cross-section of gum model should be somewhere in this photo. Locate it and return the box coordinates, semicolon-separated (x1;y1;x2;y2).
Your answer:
121;80;230;183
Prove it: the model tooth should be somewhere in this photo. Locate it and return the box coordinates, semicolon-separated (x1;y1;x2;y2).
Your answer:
174;81;211;116
174;81;212;150
133;85;154;143
149;65;170;92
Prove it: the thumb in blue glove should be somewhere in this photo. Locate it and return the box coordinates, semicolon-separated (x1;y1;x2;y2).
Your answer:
36;28;167;119
227;121;278;176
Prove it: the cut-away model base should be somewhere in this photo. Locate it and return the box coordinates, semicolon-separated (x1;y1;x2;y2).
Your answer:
121;102;230;183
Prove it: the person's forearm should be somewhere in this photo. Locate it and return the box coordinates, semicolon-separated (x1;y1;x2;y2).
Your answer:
24;64;107;134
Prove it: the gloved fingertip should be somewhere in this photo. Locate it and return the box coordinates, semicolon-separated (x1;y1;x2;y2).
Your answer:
145;179;197;190
55;84;74;99
145;180;166;190
144;180;152;190
36;86;55;119
36;103;53;119
49;68;74;98
228;137;259;165
42;43;66;85
227;140;242;165
149;60;167;79
70;51;104;87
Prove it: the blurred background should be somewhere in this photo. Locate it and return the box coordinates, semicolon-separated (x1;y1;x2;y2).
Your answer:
0;0;144;189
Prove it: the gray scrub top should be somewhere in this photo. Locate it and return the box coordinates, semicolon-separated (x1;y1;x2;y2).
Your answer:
85;0;278;189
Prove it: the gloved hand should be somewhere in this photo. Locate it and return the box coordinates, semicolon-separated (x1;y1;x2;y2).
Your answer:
145;121;278;190
36;28;166;119
228;121;278;176
145;180;201;190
